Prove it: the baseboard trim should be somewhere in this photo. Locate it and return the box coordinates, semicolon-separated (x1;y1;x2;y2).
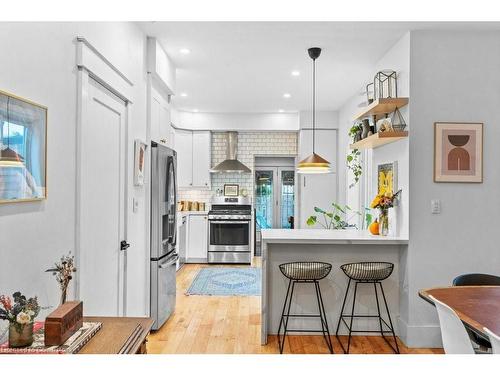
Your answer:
398;317;443;348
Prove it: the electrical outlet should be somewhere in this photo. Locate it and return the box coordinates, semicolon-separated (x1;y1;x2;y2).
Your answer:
133;198;139;213
431;199;441;214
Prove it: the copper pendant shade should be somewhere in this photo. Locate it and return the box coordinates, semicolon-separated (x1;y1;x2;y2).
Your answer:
297;47;332;174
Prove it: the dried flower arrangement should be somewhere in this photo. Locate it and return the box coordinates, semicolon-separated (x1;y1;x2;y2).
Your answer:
46;253;77;305
0;292;40;331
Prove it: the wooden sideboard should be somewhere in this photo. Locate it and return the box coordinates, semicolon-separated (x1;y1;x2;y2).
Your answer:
79;317;154;354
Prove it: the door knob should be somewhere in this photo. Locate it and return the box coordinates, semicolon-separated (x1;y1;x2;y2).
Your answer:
120;240;131;251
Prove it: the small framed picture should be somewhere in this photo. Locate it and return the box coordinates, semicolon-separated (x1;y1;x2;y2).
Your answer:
224;184;239;196
134;140;147;186
434;122;483;183
377;161;398;196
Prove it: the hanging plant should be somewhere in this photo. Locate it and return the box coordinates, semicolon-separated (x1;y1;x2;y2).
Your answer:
347;149;362;188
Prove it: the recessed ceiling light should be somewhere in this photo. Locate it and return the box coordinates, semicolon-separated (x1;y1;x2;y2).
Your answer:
193;109;199;113
180;93;188;97
283;93;291;99
180;48;191;55
291;70;300;77
278;109;285;113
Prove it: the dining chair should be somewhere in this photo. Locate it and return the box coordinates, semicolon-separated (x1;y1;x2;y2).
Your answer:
484;328;500;354
429;295;475;354
452;273;500;352
453;273;500;286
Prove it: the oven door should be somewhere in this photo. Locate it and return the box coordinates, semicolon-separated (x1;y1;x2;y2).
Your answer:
209;220;250;252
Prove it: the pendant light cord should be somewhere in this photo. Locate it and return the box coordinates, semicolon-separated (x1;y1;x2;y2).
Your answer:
312;57;316;154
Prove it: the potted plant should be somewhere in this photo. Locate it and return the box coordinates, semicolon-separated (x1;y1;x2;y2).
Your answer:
370;190;402;236
349;123;362;143
0;292;40;348
46;252;77;305
306;203;360;229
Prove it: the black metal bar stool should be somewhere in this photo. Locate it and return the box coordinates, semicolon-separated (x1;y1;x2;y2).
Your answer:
277;261;334;354
335;262;400;354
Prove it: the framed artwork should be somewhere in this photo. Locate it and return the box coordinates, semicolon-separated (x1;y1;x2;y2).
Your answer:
0;90;47;203
134;139;147;186
434;122;483;183
224;184;239;196
377;161;398;196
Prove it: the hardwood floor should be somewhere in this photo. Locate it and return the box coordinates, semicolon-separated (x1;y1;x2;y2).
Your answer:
147;260;443;354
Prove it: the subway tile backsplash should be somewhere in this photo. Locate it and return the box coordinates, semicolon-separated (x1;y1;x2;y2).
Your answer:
178;131;298;205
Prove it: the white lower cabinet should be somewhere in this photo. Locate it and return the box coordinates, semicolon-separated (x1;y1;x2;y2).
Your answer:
186;214;208;263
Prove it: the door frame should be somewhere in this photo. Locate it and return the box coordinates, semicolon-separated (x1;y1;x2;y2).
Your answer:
75;38;133;316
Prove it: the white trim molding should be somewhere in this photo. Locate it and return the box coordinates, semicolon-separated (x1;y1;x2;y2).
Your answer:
76;37;134;103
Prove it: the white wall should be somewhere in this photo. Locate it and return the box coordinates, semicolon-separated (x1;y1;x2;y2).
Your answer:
172;110;299;131
401;30;500;347
0;22;150;318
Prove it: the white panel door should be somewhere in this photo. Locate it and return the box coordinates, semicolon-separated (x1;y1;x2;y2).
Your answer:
80;78;127;316
298;129;337;228
186;215;208;262
175;129;193;188
192;131;211;189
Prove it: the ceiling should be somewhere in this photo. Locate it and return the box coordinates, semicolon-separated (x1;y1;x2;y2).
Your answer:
137;22;500;113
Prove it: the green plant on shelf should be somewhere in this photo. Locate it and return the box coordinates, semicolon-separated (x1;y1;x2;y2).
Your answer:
306;203;361;230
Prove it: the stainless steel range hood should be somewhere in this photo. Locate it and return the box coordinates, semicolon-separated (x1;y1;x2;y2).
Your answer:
210;132;251;174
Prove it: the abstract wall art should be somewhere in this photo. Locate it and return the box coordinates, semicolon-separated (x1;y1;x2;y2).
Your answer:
378;161;398;196
434;122;483;183
0;90;47;203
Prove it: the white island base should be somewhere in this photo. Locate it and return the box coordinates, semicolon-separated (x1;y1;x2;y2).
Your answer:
260;229;408;345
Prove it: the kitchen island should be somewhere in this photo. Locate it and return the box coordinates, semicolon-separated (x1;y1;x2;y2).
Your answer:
260;229;408;344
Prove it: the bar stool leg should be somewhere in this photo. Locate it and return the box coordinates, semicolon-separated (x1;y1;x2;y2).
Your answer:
335;278;351;336
278;280;296;354
277;279;292;353
373;282;384;337
314;281;334;353
378;282;400;354
345;281;358;354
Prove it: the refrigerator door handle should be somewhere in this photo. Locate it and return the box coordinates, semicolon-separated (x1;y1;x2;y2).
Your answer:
159;254;179;268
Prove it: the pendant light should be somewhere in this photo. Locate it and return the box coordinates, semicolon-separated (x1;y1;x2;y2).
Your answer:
297;47;331;174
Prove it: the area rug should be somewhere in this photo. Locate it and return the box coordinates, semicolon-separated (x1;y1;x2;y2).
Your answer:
186;267;262;296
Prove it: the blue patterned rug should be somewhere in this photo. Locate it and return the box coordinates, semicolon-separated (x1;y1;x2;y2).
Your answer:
186;267;262;296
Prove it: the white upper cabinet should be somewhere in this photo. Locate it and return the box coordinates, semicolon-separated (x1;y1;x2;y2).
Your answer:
192;131;211;188
298;129;338;228
150;87;173;147
175;129;194;188
147;37;176;95
175;129;211;189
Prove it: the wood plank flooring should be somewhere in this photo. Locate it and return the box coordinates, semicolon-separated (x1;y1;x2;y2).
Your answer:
148;260;443;354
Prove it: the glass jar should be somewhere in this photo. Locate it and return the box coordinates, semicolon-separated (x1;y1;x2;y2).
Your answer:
9;322;34;348
379;208;389;236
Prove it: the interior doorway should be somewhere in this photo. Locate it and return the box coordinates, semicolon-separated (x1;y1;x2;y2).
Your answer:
78;76;128;316
254;156;296;256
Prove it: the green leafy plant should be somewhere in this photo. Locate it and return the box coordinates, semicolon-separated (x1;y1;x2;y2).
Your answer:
348;123;362;139
347;149;362;188
306;203;360;229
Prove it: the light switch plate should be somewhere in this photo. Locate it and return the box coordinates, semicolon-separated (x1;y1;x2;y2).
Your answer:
431;199;441;214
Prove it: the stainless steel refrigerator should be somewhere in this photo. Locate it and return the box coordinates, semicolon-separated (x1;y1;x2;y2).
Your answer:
150;142;178;330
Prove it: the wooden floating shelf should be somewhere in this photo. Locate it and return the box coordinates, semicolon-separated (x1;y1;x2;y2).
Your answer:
350;131;408;150
353;97;409;121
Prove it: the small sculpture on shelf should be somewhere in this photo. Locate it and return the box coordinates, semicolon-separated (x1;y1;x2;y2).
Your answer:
46;252;77;305
374;70;398;100
390;107;407;132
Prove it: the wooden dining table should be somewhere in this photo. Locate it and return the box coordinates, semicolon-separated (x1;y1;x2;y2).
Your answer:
419;286;500;340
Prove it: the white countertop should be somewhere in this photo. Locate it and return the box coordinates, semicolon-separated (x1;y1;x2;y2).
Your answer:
261;229;408;245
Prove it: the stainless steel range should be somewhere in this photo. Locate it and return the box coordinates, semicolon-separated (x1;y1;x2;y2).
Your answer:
208;196;252;264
